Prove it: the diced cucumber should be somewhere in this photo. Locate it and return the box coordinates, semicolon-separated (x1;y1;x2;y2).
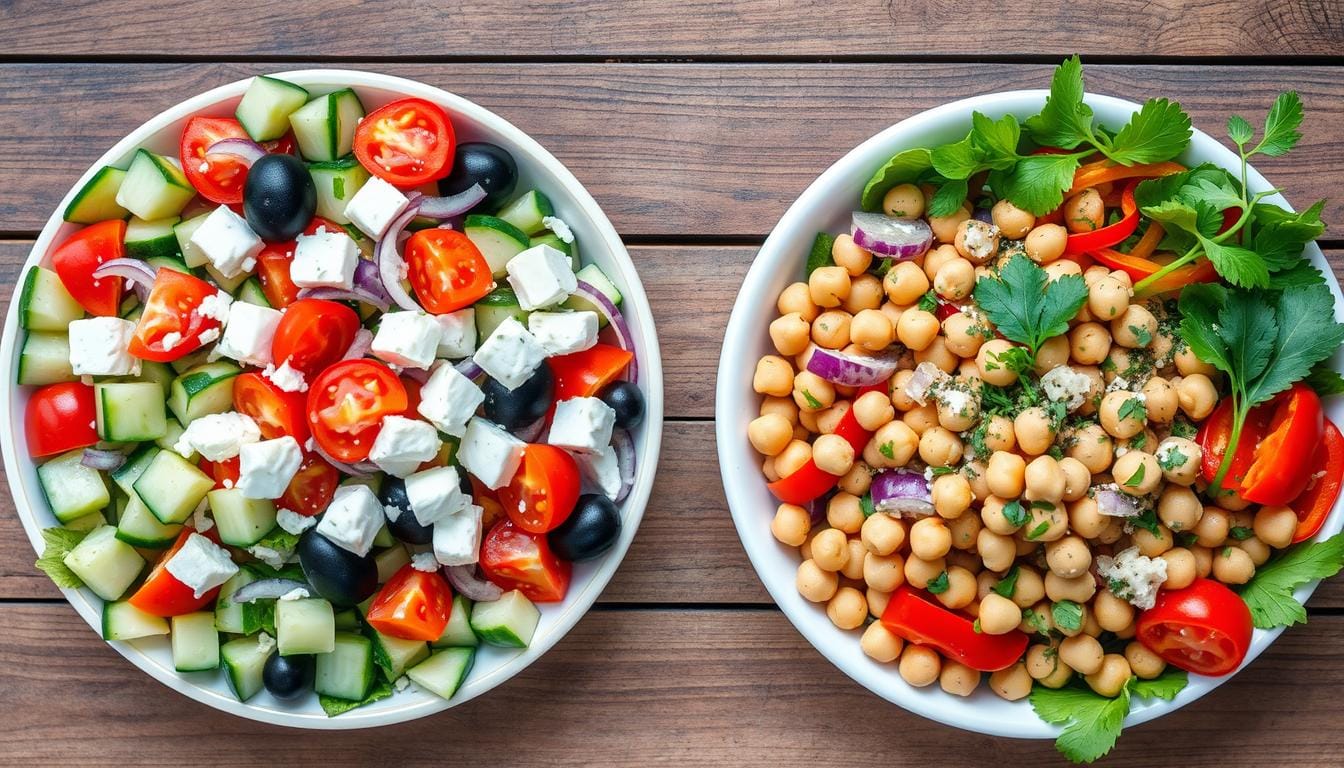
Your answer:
65;510;108;532
115;149;195;220
469;590;540;648
561;263;623;328
308;156;369;224
173;212;212;268
495;190;554;236
289;88;365;162
169;361;241;425
17;332;76;385
169;347;212;375
171;612;221;672
406;647;475;700
314;632;376;701
144;253;191;275
215;568;267;635
204;263;249;293
368;627;429;679
63;525;143;600
474;286;529;344
133;360;177;398
64;165;130;224
95;382;167;442
236;75;310;141
236;277;270;307
220;635;274;701
18;266;83;331
464;215;530;277
276;597;335;655
207;489;277;547
333;609;360;631
372;523;394;548
38;449;111;523
530;232;578;271
124;216;182;260
374;544;410;583
132;450;213;525
432;594;478;648
114;493;183;548
102;600;170;641
156;417;187;454
111;443;159;498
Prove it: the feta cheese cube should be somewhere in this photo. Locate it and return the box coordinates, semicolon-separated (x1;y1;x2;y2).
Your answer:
343;175;410;239
1096;546;1168;610
417;363;484;437
472;316;547;390
173;412;261;462
68;316;139;376
190;205;263;278
165;533;239;599
248;543;292;569
290;228;359;289
371;311;441;369
505;244;577;310
548;397;616;455
410;551;439;573
236;436;303;499
314;484;385;557
367;415;442;478
263;360;308;393
434;308;477;359
216;302;282;367
197;290;233;323
433;504;484;566
528;311;599;356
458;417;525;489
405;465;469;526
573;444;621;500
275;507;317;536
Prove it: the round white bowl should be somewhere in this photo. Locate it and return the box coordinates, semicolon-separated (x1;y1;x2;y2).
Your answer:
716;90;1344;738
0;69;663;729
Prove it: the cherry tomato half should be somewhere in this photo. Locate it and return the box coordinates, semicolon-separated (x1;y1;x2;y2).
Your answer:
25;382;98;458
180;116;252;205
405;229;493;314
1240;383;1323;506
50;220;125;316
353;98;455;187
255;242;300;309
498;444;581;534
280;453;340;516
1292;419;1344;543
128;269;223;362
365;564;454;641
233;372;309;443
306;359;407;462
270;298;360;379
128;528;226;617
547;344;633;404
1136;578;1253;677
198;456;241;490
479;519;572;603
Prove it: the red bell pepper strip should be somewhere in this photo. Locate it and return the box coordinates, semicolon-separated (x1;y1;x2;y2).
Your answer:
1292;419;1344;543
1197;396;1272;499
881;585;1028;672
1240;383;1324;505
766;407;872;505
1064;181;1140;256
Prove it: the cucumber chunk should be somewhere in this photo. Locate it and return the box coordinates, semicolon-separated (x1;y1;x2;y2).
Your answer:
495;190;554;236
220;634;274;701
215;568;267;635
369;627;429;679
276;597;336;656
432;594;478;648
132;450;214;525
406;647;475;700
314;632;376;701
95;381;167;442
171;611;221;672
469;590;540;648
474;286;529;344
173;212;212;268
115;149;195;220
562;263;623;328
289;89;365;162
207;489;277;547
530;232;578;271
464;215;530;277
124;216;182;260
38;448;112;524
133;359;177;398
236;75;310;142
169;361;241;425
308;156;370;224
103;600;170;641
63;525;144;601
374;544;410;583
236;277;271;307
64;165;130;224
19;266;84;331
204;262;249;293
110;443;159;498
17;332;76;386
114;493;183;548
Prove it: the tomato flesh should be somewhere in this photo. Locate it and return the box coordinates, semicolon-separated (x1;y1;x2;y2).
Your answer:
880;585;1028;672
128;528;224;617
547;344;633;404
405;229;493;314
271;298;360;378
128;269;222;362
353;98;455;187
281;453;340;516
365;564;454;641
50;220;125;316
198;456;241;490
1136;578;1253;677
180;116;252;204
767;408;872;505
498;444;581;533
26;382;98;458
306;360;407;462
233;372;309;443
1292;419;1344;543
479;519;572;602
256;242;300;308
1197;397;1270;498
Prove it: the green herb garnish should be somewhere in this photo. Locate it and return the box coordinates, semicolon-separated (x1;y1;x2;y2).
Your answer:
925;571;951;594
974;254;1088;356
1238;534;1344;628
1052;600;1083;632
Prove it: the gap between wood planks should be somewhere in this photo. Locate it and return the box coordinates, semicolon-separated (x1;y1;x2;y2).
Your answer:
0;54;1342;66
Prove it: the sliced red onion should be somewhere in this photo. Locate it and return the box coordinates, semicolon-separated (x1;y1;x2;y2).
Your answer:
311;440;377;477
93;258;157;301
513;417;546;443
341;328;373;361
376;193;426;312
612;428;636;503
81;447;127;472
297;284;391;313
973;207;994;224
231;578;311;604
445;565;502;602
454;358;483;379
574;279;637;384
904;362;948;406
805;347;900;387
1096;487;1142;518
870;469;934;517
206;137;267;167
806;490;834;526
851;212;933;260
401;366;430;385
417;184;486;219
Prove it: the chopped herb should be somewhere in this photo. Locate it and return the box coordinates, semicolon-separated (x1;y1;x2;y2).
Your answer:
992;565;1020;598
1123;462;1147;487
1229;526;1254;541
1002;499;1029;527
1129;431;1147;451
1175;531;1199;548
1222;546;1235;558
879;441;895;460
930;465;956;477
972;618;983;634
1030;499;1056;510
1026;520;1052;540
1107;577;1134;601
925;571;951;594
802;389;823;410
1157;446;1188;471
1128;324;1153;346
1116;397;1147;424
1130;509;1162;536
859;493;876;518
1023;608;1051;636
1170;419;1198;439
1052;600;1084;632
918;290;939;312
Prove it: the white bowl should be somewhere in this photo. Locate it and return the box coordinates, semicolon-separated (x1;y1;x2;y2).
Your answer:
716;90;1344;738
0;69;663;729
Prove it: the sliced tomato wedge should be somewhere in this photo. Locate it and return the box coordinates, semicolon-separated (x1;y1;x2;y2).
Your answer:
1239;383;1323;506
25;382;98;459
50;220;125;316
547;344;634;404
270;298;360;378
498;444;581;533
353;98;455;187
306;359;407;462
365;564;454;641
767;407;872;505
280;453;340;516
1292;419;1344;543
127;528;226;617
255;242;300;308
881;586;1029;672
405;229;493;314
479;519;572;602
180;116;252;204
198;456;241;490
233;372;309;443
128;269;223;362
1136;578;1252;676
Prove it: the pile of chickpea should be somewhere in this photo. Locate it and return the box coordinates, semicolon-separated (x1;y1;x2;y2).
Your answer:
748;182;1297;701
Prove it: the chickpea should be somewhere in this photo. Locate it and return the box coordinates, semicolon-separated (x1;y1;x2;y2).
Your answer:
1151;488;1198;536
977;529;1018;572
1046;571;1097;603
1011;567;1047;608
841;541;869;583
983;414;1017;453
1177;374;1217;420
934;257;977;300
826;493;865;534
1024;456;1067;503
861;513;906;556
860;621;904;663
805;436;855;481
1068;322;1111;366
992;199;1035;239
811;529;850;573
1027;643;1074;688
1141;376;1178;423
915;336;960;374
919;427;963;467
863;551;906;593
1044;258;1083;282
867;587;892;617
1099;391;1146;440
747;413;793;457
904;555;946;590
990;663;1034;701
929;205;971;244
1057;457;1091;502
815;400;851;435
1045;535;1092;579
1014;406;1057;456
1212;545;1255;584
888;369;917;411
796;559;839;602
1093;589;1136;633
768;313;809;357
896;308;940;351
883;260;930;306
1060;188;1103;234
976;339;1022;387
1111;304;1157;349
865;421;919;468
899;644;942;687
1074;367;1107;416
1112;451;1161;496
1125;641;1167;679
1066;423;1114;474
1024;501;1069;543
1175;344;1219;378
1088;275;1130;321
760;395;799;424
825;586;867;630
977;592;1023;635
985;451;1026;499
843;274;884;315
1194;507;1230;548
770;503;811;546
935;566;978;610
1155;437;1201;486
1025;223;1068;263
808;265;851;308
1059;634;1105;676
954;220;1001;265
777;281;820;321
1086;654;1132;698
943;312;987;359
752;356;794;397
847;308;894;352
883;183;924;220
1254;505;1299;549
847;393;891;434
910;517;953;560
1215;491;1252;512
837;462;872;496
939;660;981;697
773;440;812;478
947;548;983;576
830;234;872;276
1132;520;1174;556
932;473;974;519
1034;335;1071;375
792;371;835;414
901;403;939;435
1157;547;1196;590
1237;535;1272;566
810;309;852;350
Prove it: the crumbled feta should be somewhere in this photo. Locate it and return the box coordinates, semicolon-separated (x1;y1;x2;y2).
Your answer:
383;503;403;523
256;631;277;655
276;507;317;536
1041;366;1094;411
173;412;262;461
290;228;359;289
343;175;410;239
458;418;525;489
215;302;282;367
548;397;616;456
161;331;182;351
263;360;309;393
405;465;469;526
165;533;239;599
934;386;973;416
393;675;411;692
410;551;440;573
278;587;310;601
542;215;575;244
1107;376;1133;393
904;362;949;406
236;436;303;499
191;503;214;533
367;415;442;478
68;316;140;376
314;485;385;557
434;308;477;359
247;544;292;569
528;311;599;356
505;244;577;310
371;311;441;369
417;363;484;437
473;316;547;390
190;205;263;278
198;327;220;345
433;504;484;566
197;290;233;322
1096;546;1168;610
960;220;999;262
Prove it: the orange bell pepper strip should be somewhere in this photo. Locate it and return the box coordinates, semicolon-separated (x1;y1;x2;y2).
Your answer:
1068;160;1185;197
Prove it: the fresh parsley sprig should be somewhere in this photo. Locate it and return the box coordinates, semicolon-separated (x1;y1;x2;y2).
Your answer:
34;526;90;589
1031;669;1189;763
1238;533;1344;628
973;253;1089;356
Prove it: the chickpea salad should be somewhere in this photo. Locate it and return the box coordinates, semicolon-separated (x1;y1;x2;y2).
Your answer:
22;75;645;715
750;57;1344;762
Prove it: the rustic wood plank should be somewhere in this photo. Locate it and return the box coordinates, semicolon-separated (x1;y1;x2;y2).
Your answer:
1;0;1340;58
1;604;1342;766
0;63;1339;236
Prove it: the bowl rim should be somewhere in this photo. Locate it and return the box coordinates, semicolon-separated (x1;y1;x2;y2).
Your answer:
715;87;1344;738
0;68;664;730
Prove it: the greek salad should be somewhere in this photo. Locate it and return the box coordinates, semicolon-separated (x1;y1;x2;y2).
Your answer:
750;57;1344;761
21;74;645;715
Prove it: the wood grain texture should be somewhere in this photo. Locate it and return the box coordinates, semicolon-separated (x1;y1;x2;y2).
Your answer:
2;604;1343;766
0;63;1340;236
1;0;1341;58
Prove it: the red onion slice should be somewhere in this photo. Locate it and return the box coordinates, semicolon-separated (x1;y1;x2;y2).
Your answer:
341;328;373;361
870;469;934;517
805;347;900;387
81;447;127;472
417;184;487;219
93;257;157;301
1096;487;1142;518
376;194;427;312
206;137;267;167
851;212;933;259
231;578;311;603
445;565;502;602
311;440;377;477
454;358;483;379
806;491;834;526
513;417;546;443
574;279;637;384
297;284;391;313
611;428;636;503
401;366;430;385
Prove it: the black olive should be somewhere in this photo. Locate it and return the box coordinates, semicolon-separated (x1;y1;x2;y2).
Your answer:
438;142;517;209
297;529;378;607
598;381;645;430
378;476;432;545
548;494;621;561
263;652;314;701
243;153;317;241
482;364;553;430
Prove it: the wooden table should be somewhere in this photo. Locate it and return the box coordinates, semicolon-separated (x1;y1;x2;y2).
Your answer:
1;2;1342;765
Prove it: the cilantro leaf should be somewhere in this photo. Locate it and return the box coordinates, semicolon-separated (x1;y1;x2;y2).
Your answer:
1024;55;1095;150
319;675;396;717
1216;288;1276;385
973;254;1088;355
1247;284;1344;407
1238;534;1344;629
1255;91;1303;157
1107;98;1192;165
993;565;1020;598
1006;153;1082;216
970;112;1022;168
926;571;951;594
1129;668;1189;702
34;526;91;589
1200;235;1270;288
928;178;970;218
1304;361;1344;397
1177;283;1233;374
1030;684;1130;764
1052;600;1083;632
1226;114;1254;147
860;147;933;211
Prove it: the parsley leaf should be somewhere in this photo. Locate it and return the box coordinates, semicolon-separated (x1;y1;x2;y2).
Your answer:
918;290;939;313
1156;446;1188;472
925;571;951;594
1031;671;1189;764
34;526;91;589
1129;668;1189;701
1256;91;1304;157
1305;362;1344;397
1116;396;1147;424
1006;153;1083;216
1229;526;1254;541
927;178;970;218
1238;534;1344;628
319;675;396;717
1123;462;1146;487
993;565;1020;598
859;493;877;518
1026;520;1052;540
1024;55;1095;151
1107;98;1192;165
878;441;895;460
1002;499;1029;528
1052;600;1083;632
973;253;1088;355
1199;235;1270;288
859;147;933;212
